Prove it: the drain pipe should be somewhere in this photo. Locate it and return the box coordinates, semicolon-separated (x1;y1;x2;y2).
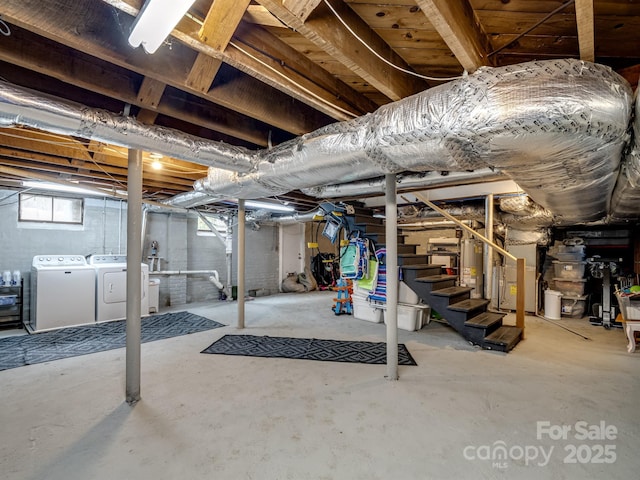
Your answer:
126;148;143;406
386;173;398;381
484;194;494;302
238;200;246;329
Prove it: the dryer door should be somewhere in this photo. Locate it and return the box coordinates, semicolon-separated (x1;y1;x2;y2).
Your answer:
103;271;127;304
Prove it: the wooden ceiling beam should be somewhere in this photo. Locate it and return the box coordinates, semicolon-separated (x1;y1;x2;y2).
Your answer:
186;0;252;93
414;0;493;72
255;0;427;101
101;0;373;120
2;0;334;135
575;0;595;62
0;28;272;146
137;76;166;109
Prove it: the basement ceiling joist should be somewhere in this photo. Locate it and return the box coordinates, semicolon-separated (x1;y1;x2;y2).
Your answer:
0;0;638;210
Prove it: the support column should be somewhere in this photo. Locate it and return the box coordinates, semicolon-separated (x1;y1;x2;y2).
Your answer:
237;199;246;329
484;194;494;302
385;174;398;381
126;149;143;405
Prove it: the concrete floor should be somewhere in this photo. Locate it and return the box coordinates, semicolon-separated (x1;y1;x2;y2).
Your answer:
1;290;638;480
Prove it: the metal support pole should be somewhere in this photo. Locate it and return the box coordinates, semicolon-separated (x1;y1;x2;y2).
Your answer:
516;258;526;338
237;199;246;329
385;174;398;381
126;149;143;405
484;194;494;302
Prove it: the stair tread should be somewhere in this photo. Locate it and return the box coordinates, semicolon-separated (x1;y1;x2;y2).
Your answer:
431;286;473;297
464;312;505;328
484;325;523;347
448;298;489;312
415;274;458;283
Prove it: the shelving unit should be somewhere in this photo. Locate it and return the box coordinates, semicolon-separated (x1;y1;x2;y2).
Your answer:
0;278;24;329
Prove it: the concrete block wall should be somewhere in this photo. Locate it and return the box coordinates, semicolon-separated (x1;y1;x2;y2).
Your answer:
0;190;127;320
145;211;280;306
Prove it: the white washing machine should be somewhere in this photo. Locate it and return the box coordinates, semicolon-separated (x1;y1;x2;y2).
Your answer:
87;255;149;323
29;255;96;333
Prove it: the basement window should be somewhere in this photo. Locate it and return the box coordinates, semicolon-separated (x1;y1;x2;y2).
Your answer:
18;193;83;225
197;215;227;236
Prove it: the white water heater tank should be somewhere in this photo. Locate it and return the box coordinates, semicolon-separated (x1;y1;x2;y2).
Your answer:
461;239;484;299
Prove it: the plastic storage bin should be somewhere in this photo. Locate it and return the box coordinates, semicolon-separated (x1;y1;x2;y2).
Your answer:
398;281;419;304
383;303;431;331
561;294;588;318
352;294;383;323
0;294;17;306
552;278;587;295
553;261;587;279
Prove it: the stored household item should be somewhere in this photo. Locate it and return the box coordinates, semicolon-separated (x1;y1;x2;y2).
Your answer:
552;278;587;295
86;254;149;323
561;294;588;318
30;255;96;332
383;303;432;331
398;281;419;305
0;278;23;328
544;290;562;320
11;270;21;286
148;278;160;313
2;270;10;286
352;293;383;323
614;292;640;353
552;261;587;279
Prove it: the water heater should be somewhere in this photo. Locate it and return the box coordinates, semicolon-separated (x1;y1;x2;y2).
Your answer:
461;239;484;299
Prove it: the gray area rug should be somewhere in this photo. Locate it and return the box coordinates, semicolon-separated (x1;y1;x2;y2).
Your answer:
0;312;225;371
201;334;417;366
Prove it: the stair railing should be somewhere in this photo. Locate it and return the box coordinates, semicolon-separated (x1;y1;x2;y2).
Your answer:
413;192;525;338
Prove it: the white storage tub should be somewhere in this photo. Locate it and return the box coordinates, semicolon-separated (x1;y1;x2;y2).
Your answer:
352;294;383;323
382;303;431;331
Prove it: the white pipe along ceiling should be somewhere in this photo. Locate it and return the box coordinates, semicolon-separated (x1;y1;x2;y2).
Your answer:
0;58;638;225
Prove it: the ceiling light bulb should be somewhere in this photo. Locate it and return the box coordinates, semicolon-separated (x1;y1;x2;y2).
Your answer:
151;160;163;170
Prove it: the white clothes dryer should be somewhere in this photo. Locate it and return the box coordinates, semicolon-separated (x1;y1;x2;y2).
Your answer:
87;255;149;323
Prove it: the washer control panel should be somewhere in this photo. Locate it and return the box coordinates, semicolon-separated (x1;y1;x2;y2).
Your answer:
32;255;88;267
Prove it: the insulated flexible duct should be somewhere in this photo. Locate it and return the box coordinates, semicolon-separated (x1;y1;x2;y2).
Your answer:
610;91;640;220
192;59;631;224
0;60;632;223
0;82;254;172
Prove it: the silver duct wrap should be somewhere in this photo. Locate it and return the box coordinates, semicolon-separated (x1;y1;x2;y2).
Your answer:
610;91;640;220
195;59;631;224
301;169;503;198
505;227;551;246
0;81;254;172
499;195;554;227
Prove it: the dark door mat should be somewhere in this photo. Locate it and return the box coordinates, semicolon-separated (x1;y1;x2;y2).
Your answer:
0;312;225;371
201;334;417;366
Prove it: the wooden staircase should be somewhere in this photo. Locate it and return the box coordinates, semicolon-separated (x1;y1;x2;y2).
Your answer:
344;205;523;353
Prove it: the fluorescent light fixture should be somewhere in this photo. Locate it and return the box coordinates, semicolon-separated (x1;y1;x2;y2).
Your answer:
128;0;196;54
23;181;113;197
244;200;295;213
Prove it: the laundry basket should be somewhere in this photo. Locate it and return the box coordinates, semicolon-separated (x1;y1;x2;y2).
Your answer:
615;292;640;321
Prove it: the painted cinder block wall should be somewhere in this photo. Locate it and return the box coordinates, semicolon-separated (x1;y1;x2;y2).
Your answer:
0;189;280;320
